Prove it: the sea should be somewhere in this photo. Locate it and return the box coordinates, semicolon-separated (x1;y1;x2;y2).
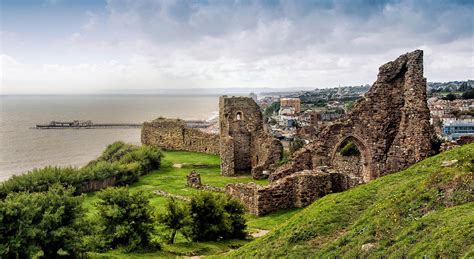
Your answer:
0;95;219;181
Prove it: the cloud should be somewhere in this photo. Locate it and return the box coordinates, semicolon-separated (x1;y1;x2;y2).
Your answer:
82;11;97;31
1;0;473;93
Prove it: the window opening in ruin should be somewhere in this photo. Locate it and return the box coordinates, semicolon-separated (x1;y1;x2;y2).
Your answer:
236;112;243;120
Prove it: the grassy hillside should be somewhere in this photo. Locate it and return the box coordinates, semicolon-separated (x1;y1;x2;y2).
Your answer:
230;143;474;257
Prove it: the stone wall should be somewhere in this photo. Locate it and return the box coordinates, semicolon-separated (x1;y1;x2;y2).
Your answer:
76;177;117;193
226;168;357;216
228;50;434;215
219;96;282;179
270;50;433;183
141;118;220;155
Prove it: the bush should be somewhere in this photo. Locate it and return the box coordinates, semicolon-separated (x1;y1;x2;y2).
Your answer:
186;192;247;241
95;187;159;252
443;93;457;101
0;142;162;197
339;141;360;156
461;89;474;99
289;138;306;155
0;185;87;258
157;198;190;244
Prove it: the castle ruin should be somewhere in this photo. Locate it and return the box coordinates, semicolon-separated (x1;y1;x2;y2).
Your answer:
219;96;283;179
227;50;434;215
141;118;220;155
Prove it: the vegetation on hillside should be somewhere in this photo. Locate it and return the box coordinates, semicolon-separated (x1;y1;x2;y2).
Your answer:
93;187;159;252
231;143;474;257
0;142;162;197
0;185;87;258
264;101;280;117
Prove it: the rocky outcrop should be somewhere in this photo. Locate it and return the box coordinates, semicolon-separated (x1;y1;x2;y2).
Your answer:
141;118;220;155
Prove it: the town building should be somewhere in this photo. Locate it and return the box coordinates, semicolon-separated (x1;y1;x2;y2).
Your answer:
442;121;474;140
280;98;301;114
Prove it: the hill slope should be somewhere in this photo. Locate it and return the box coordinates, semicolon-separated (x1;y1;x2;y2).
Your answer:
230;144;474;257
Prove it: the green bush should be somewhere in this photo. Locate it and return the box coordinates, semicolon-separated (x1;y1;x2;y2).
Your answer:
0;142;162;197
0;185;87;258
339;141;360;156
185;192;247;241
157;198;190;244
289;138;305;155
95;187;159;252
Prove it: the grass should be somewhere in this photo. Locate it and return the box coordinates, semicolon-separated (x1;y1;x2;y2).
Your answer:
84;150;295;258
229;143;474;258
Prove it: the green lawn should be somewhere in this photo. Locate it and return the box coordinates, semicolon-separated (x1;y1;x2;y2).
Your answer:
84;150;299;258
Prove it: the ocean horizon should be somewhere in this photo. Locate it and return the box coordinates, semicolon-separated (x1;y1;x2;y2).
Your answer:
0;95;219;181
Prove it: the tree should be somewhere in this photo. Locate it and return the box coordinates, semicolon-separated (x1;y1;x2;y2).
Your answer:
461;89;474;100
0;185;87;258
443;93;457;101
264;102;280;117
186;192;247;241
95;187;158;251
158;198;190;244
459;82;472;92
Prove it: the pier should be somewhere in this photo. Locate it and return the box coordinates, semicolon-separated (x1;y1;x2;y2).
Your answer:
35;120;142;129
34;120;214;129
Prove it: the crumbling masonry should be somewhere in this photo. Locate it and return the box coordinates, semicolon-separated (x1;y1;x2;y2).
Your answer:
227;50;434;215
141;118;220;155
219;96;283;179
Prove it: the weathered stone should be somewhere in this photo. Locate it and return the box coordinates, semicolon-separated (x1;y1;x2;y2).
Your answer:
185;170;225;192
186;170;202;188
441;160;458;167
219;96;283;179
141;118;219;154
227;50;434;215
271;50;433;183
226;169;356;216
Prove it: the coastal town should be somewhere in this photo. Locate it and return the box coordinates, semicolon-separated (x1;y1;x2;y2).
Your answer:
255;81;474;146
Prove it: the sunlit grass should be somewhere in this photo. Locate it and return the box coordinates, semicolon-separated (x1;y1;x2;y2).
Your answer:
84;150;292;257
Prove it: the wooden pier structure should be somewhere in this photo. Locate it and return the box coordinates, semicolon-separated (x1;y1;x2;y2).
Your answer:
34;120;213;129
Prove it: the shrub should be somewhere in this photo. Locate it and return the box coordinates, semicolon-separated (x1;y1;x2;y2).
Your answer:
461;89;474;99
186;192;247;241
157;198;190;244
0;185;87;258
95;187;159;252
0;142;162;197
443;93;457;101
339;141;360;156
289;138;306;155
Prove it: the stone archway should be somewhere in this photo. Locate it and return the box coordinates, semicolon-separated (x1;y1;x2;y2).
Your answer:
330;135;373;183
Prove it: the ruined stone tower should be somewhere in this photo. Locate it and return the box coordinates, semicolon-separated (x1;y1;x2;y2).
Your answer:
219;96;282;179
226;50;435;215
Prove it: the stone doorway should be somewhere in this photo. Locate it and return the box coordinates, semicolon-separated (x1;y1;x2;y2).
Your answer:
331;136;372;183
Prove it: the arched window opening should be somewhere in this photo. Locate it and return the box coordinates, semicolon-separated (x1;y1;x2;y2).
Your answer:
236;112;243;121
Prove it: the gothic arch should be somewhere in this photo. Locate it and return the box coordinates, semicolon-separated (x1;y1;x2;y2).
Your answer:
330;134;373;182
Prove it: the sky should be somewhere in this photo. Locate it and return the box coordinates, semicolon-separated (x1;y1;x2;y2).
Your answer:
0;0;473;94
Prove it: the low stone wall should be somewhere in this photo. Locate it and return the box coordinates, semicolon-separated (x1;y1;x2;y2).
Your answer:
186;170;225;192
227;168;359;216
226;183;260;215
141;118;220;155
268;147;313;182
76;177;116;193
